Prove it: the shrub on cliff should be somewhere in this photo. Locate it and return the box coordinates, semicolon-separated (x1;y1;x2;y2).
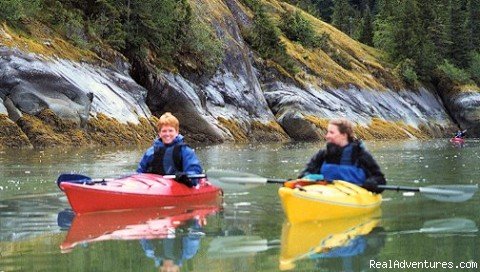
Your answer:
280;10;318;48
468;51;480;85
437;59;471;85
244;7;298;74
0;0;40;22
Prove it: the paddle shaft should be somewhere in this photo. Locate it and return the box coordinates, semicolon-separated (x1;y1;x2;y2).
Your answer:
59;173;207;185
378;185;422;192
90;173;207;183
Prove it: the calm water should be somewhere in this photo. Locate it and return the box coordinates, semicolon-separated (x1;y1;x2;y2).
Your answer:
0;140;479;271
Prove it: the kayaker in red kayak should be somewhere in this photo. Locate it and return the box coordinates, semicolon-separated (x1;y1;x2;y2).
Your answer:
298;118;386;193
454;129;467;139
137;112;203;187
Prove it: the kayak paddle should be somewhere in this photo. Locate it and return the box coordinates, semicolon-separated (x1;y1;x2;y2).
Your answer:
378;184;478;203
57;173;207;189
217;172;478;203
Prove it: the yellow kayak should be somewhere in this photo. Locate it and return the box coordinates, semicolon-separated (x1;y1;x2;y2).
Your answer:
278;180;382;224
279;210;381;271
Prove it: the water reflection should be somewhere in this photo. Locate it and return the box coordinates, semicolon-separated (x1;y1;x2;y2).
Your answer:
279;215;478;272
279;210;382;271
57;205;221;261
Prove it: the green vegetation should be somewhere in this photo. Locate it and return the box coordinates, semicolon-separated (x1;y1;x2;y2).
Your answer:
283;0;480;89
437;60;471;85
468;52;480;85
244;5;298;74
1;0;479;90
0;0;40;22
280;10;318;48
0;0;223;74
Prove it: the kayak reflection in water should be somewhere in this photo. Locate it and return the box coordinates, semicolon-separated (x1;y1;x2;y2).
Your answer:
137;112;204;188
298;118;386;193
140;218;205;272
279;211;384;271
311;227;386;272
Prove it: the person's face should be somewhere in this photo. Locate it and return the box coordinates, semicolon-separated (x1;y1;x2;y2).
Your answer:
160;260;180;272
325;124;348;146
159;125;179;144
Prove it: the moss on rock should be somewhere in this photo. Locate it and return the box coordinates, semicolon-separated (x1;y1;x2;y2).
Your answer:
86;113;157;146
8;110;157;148
301;116;429;140
304;115;329;133
250;120;289;142
0;114;32;148
16;109;88;148
217;117;248;142
355;118;429;140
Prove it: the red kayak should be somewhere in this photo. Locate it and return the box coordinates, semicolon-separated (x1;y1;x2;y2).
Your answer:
59;173;223;214
450;137;465;145
60;205;221;252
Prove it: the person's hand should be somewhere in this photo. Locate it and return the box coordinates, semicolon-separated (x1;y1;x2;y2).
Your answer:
175;172;193;187
363;179;378;192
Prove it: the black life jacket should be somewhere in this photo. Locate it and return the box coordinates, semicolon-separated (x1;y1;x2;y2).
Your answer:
147;144;185;175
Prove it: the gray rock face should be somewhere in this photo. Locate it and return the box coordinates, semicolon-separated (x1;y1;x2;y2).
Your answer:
443;90;480;135
129;0;457;142
144;0;285;143
264;82;454;139
0;47;151;128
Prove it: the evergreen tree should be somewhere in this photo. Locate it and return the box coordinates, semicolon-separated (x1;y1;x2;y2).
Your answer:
375;0;396;19
418;0;449;61
447;0;470;67
357;5;373;46
311;0;334;22
391;0;422;61
280;10;317;47
331;0;355;35
465;0;480;52
249;7;284;59
372;0;395;54
0;0;41;22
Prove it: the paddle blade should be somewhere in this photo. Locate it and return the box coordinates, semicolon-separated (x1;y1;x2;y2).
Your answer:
205;169;266;191
57;174;92;190
208;236;279;258
420;184;478;202
420;218;478;234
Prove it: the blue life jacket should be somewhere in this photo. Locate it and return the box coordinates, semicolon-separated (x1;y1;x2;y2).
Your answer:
320;144;366;185
147;144;184;175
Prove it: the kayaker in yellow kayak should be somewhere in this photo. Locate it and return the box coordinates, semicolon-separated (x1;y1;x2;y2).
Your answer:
137;112;203;187
298;118;386;193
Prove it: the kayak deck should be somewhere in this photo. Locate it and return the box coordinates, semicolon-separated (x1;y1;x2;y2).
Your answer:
278;180;382;224
60;173;222;214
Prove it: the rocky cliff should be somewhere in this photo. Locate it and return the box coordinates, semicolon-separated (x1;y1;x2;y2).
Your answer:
1;0;471;148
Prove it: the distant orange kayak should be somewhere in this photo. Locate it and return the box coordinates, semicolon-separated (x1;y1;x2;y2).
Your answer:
59;173;223;214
